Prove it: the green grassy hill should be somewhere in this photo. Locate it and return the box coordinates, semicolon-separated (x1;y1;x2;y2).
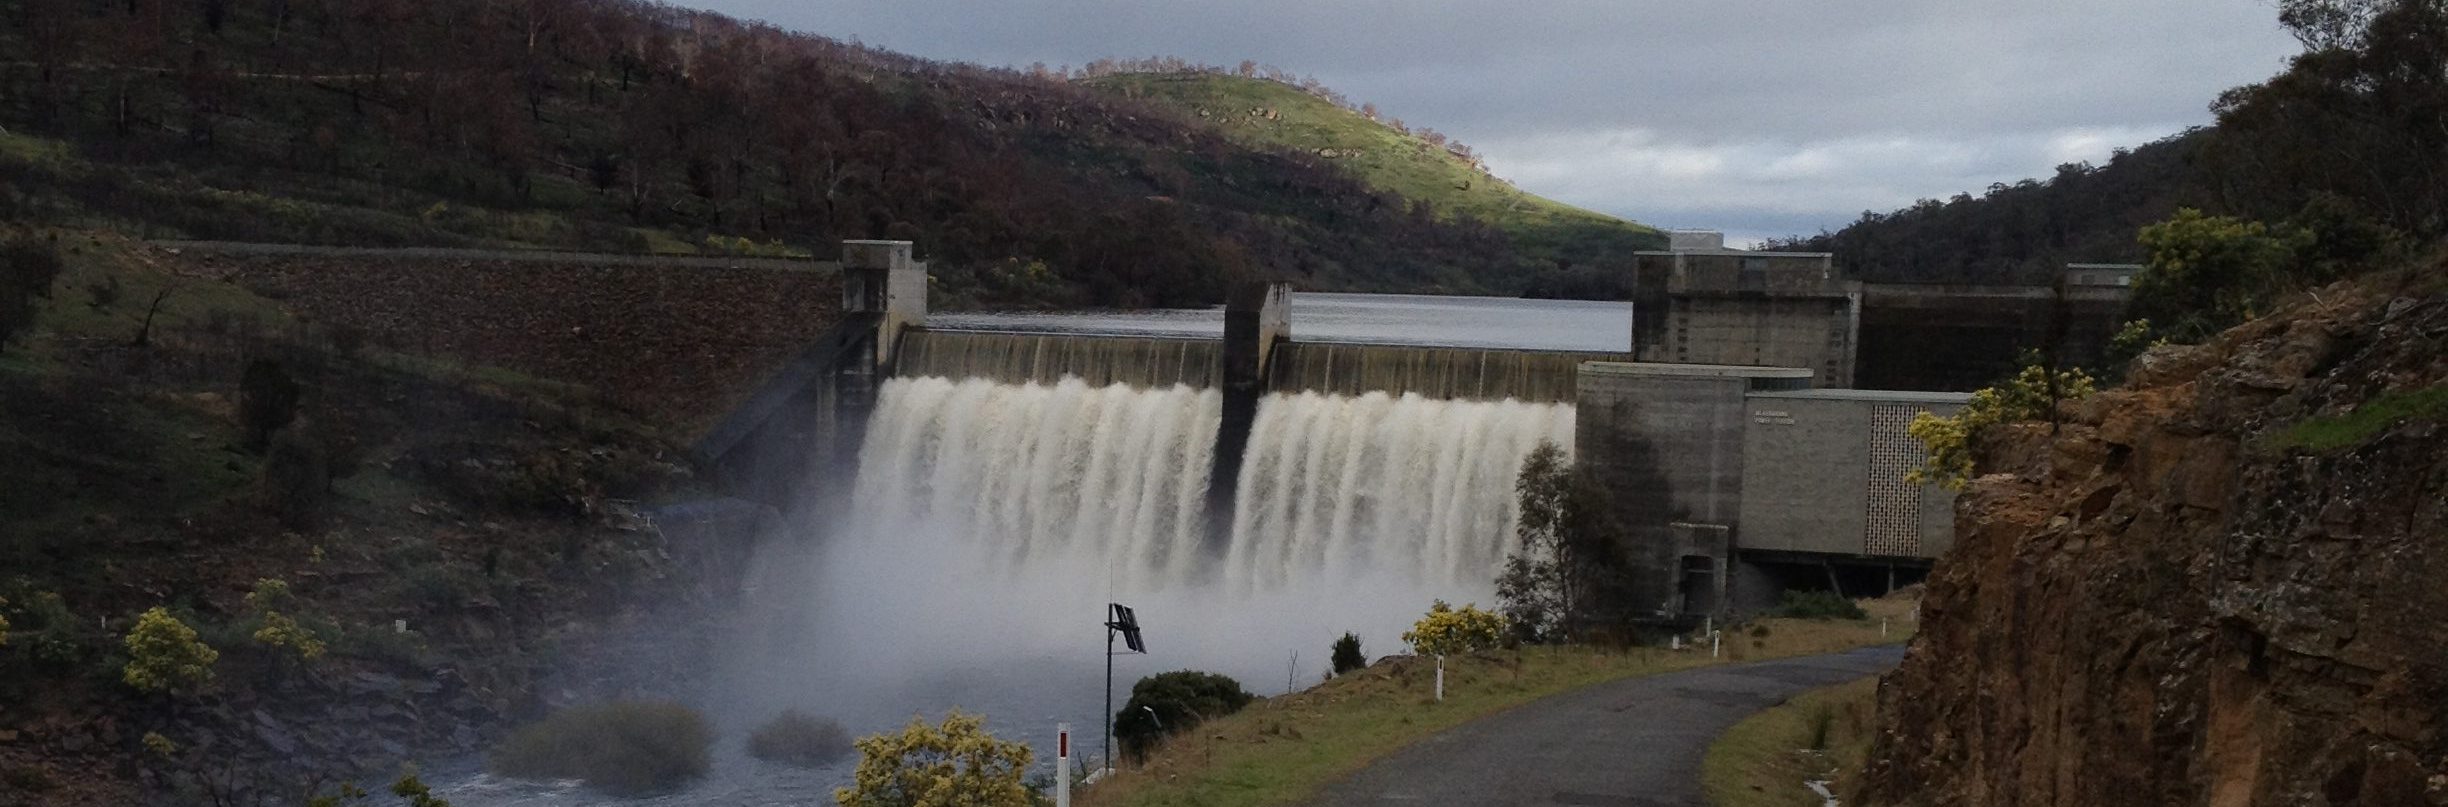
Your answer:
1089;73;1664;272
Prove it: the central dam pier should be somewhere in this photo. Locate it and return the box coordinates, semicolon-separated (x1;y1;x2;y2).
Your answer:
698;239;2126;622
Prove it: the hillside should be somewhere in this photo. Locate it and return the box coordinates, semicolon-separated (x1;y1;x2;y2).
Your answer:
0;0;1593;308
0;231;729;805
1087;72;1664;273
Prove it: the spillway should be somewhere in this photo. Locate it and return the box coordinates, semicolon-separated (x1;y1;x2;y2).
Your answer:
893;330;1221;388
850;375;1573;591
1268;342;1618;402
1225;390;1575;590
852;375;1222;580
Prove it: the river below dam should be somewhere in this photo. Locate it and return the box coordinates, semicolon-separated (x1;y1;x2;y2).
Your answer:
439;292;1616;805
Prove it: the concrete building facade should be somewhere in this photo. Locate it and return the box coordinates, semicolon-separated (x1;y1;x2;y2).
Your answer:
1575;362;1968;623
1630;249;1861;388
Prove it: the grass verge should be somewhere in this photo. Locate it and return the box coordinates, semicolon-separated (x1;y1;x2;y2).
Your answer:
1701;675;1882;807
1081;596;1915;807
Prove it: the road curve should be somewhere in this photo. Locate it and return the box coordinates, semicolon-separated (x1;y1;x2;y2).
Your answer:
1303;645;1905;807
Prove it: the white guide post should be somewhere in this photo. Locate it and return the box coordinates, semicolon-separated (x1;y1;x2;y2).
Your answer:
1712;630;1721;659
1435;655;1445;702
1055;722;1072;807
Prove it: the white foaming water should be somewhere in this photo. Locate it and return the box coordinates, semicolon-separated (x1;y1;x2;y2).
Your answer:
852;375;1221;583
1226;390;1576;594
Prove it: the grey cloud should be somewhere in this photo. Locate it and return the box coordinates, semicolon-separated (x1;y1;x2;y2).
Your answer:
684;0;2298;238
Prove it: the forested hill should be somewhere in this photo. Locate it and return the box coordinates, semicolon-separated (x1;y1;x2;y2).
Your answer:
1085;72;1663;274
1776;0;2448;286
1772;132;2216;286
0;0;1615;308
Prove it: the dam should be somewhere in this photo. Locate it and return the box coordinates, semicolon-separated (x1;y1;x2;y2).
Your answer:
700;240;2013;627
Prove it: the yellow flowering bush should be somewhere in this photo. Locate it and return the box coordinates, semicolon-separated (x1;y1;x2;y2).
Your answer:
1400;600;1507;656
244;579;324;661
836;711;1034;807
1906;364;2098;490
123;607;219;692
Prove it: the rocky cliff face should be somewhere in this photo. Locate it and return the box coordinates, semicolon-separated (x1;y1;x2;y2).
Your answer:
1863;269;2448;807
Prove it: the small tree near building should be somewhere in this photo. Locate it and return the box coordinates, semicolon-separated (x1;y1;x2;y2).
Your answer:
1497;442;1631;643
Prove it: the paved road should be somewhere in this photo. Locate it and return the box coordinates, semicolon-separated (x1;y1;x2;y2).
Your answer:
1304;646;1905;807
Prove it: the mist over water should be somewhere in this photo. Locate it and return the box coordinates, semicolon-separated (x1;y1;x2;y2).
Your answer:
734;375;1573;706
453;374;1575;803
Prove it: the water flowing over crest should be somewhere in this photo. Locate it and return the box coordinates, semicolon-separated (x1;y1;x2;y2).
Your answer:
1227;391;1576;592
853;377;1574;595
852;375;1221;581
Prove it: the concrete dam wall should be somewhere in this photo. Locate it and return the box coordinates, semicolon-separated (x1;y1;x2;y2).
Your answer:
893;329;1222;388
1267;343;1619;403
894;331;1613;405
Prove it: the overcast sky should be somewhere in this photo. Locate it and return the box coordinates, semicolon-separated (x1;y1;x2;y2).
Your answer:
682;0;2300;245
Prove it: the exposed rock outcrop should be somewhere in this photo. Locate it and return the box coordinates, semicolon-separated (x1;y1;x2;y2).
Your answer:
1864;270;2448;807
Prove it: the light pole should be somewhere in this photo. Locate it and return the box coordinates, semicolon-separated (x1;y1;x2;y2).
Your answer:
1104;603;1145;776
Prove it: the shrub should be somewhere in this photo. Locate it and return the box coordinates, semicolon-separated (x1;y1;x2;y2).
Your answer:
8;591;85;666
1114;671;1255;758
242;579;324;662
0;234;63;350
252;611;326;661
2133;208;2307;342
1770;590;1867;621
747;710;851;768
1329;632;1366;676
490;701;712;796
122;607;219;692
1907;364;2097;489
837;711;1033;807
1402;600;1507;656
239;359;301;452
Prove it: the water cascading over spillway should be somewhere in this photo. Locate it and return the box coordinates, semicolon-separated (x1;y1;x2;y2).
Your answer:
1226;391;1575;591
851;376;1574;594
852;375;1222;581
778;372;1576;739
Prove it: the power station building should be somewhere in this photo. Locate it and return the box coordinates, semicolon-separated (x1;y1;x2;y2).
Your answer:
1574;362;1969;621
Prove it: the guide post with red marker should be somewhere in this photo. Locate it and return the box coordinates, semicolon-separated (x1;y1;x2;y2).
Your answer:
1055;722;1072;807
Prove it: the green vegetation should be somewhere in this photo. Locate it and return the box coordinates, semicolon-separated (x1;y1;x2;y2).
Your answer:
1115;671;1257;759
121;607;220;693
1081;600;1911;807
1329;633;1367;676
1701;676;1882;807
1782;1;2445;287
1088;73;1662;278
1908;364;2099;489
2272;382;2448;452
1399;600;1508;656
1498;441;1634;642
1770;591;1870;621
747;710;854;768
838;711;1035;807
490;701;715;796
2133;209;2310;341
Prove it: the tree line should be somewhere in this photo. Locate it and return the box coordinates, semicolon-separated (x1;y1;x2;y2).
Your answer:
1773;0;2446;287
0;0;1541;307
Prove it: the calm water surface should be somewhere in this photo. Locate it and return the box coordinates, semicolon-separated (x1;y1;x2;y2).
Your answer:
931;292;1632;352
